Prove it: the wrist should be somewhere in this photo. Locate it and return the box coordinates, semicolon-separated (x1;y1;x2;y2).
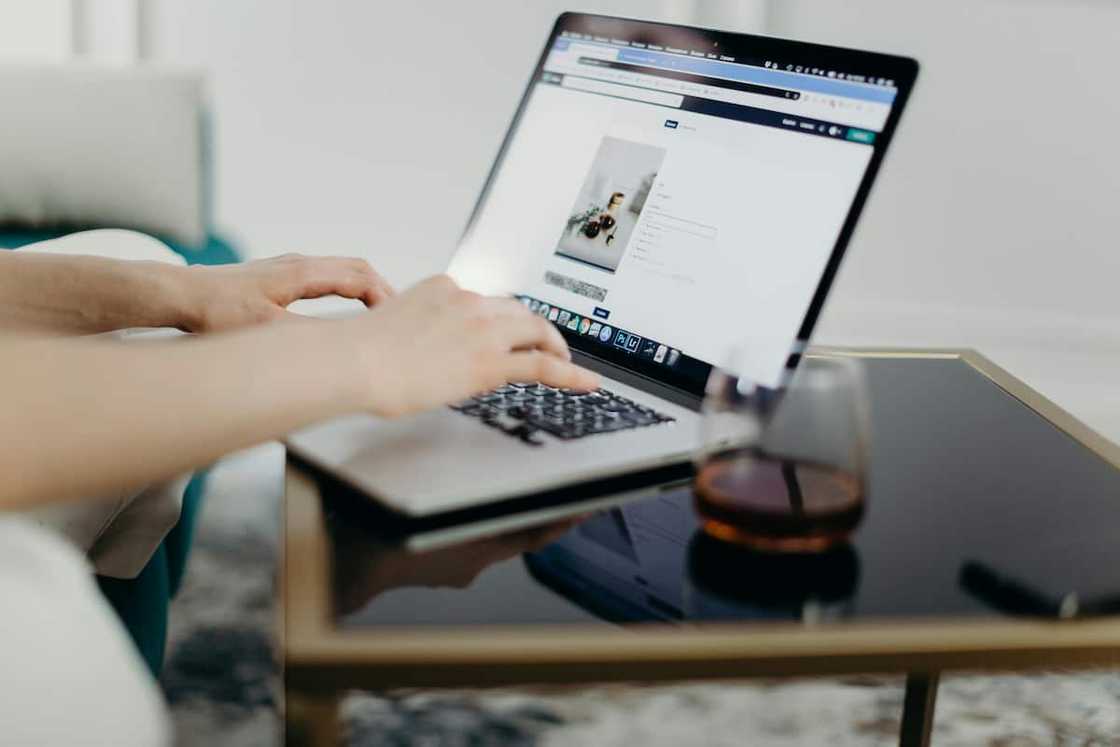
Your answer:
332;313;388;415
164;264;209;332
100;260;201;332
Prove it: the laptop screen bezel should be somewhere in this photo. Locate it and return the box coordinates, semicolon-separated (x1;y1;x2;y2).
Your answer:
455;12;919;398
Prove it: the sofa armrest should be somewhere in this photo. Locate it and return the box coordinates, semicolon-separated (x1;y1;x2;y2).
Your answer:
0;63;208;246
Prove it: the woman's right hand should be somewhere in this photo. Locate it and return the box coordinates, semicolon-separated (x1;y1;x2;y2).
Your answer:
343;275;599;418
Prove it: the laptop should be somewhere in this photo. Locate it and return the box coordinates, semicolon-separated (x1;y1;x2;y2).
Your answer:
287;13;918;523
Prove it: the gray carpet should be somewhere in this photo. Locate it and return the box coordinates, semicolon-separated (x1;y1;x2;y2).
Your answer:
161;444;1120;746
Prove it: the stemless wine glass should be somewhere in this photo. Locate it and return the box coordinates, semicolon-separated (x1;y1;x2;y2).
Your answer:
694;353;872;553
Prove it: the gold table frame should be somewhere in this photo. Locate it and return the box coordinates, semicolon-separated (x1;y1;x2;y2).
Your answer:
281;349;1120;746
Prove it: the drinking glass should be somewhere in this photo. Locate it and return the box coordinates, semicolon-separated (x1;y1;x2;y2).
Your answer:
694;354;871;553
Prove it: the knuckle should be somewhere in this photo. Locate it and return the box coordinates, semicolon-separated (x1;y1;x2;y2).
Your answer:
432;274;457;290
456;289;484;311
282;257;311;280
350;258;374;276
420;274;455;297
470;351;498;387
533;353;557;380
293;264;313;285
476;328;503;353
507;298;531;315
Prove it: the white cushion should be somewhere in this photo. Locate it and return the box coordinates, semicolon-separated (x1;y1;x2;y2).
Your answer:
16;229;189;577
0;63;207;245
16;227;187;266
0;519;171;744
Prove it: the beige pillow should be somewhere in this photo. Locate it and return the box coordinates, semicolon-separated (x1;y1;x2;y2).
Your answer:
0;63;206;246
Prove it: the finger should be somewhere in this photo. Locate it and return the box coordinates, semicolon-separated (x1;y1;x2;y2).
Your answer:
292;258;393;306
483;299;570;360
372;273;396;302
349;259;396;303
500;350;599;391
332;274;389;307
334;259;395;306
352;272;393;307
416;273;459;296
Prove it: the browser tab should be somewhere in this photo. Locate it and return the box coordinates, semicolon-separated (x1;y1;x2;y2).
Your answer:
547;37;891;132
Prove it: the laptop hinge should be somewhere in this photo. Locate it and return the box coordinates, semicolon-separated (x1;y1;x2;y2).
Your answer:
572;350;703;412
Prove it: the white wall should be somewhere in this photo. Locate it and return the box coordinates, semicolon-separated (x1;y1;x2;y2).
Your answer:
0;0;151;62
143;0;1120;437
144;1;748;286
764;0;1120;439
766;0;1120;339
0;0;71;60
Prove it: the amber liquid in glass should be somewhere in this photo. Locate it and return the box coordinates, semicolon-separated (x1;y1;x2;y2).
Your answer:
695;450;865;553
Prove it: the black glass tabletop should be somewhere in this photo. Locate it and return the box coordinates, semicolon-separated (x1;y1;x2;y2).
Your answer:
324;355;1120;630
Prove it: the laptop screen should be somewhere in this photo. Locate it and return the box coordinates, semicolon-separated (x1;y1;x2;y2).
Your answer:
449;15;917;395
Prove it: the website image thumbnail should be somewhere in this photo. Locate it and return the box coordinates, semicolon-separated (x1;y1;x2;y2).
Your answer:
555;136;665;273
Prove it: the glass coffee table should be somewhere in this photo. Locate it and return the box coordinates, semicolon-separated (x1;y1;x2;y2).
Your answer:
282;349;1120;747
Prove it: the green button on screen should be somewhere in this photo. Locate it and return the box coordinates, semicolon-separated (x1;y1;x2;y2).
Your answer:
846;129;876;144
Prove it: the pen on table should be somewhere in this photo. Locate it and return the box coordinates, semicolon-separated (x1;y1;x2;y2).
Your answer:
959;561;1120;619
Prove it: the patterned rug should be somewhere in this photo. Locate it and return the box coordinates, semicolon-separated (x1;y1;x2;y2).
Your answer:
161;445;1120;746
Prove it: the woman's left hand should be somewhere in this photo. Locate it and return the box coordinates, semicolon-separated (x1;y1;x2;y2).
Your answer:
181;253;395;332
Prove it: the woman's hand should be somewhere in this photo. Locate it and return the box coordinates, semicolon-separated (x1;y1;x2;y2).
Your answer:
0;248;393;336
182;253;395;332
343;275;599;418
0;273;595;510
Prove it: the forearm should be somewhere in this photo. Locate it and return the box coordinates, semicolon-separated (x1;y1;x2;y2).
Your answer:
0;252;196;334
0;320;363;510
0;274;597;511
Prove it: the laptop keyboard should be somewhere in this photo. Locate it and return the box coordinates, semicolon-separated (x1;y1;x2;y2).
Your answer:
451;383;674;445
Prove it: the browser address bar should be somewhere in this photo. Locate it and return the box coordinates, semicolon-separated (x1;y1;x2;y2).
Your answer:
561;76;683;108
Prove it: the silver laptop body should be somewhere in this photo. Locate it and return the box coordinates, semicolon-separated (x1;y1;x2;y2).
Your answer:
286;13;917;519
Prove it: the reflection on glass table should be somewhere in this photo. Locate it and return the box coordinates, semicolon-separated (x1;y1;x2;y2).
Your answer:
525;489;860;625
328;512;580;618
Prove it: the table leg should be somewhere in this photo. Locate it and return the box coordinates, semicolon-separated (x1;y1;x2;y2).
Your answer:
286;691;341;747
899;671;939;747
